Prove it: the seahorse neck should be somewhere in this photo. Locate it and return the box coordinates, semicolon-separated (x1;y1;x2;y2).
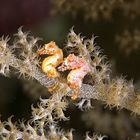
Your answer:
54;48;63;59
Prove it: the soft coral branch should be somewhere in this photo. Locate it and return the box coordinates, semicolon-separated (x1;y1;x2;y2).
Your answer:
0;27;140;139
0;27;140;115
1;27;140;116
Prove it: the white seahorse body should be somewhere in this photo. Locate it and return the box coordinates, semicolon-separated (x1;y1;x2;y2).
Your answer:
67;64;91;88
58;54;91;99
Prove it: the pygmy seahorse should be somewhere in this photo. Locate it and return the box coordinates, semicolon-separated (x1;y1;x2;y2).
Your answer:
58;54;91;100
37;41;63;78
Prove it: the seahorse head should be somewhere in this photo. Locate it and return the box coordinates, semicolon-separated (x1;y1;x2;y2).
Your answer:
58;54;85;71
37;41;58;55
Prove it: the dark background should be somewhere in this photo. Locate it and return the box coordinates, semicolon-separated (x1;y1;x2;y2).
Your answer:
0;0;140;139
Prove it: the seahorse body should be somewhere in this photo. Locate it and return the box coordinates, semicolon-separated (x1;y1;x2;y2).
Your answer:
58;54;91;100
37;41;63;78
